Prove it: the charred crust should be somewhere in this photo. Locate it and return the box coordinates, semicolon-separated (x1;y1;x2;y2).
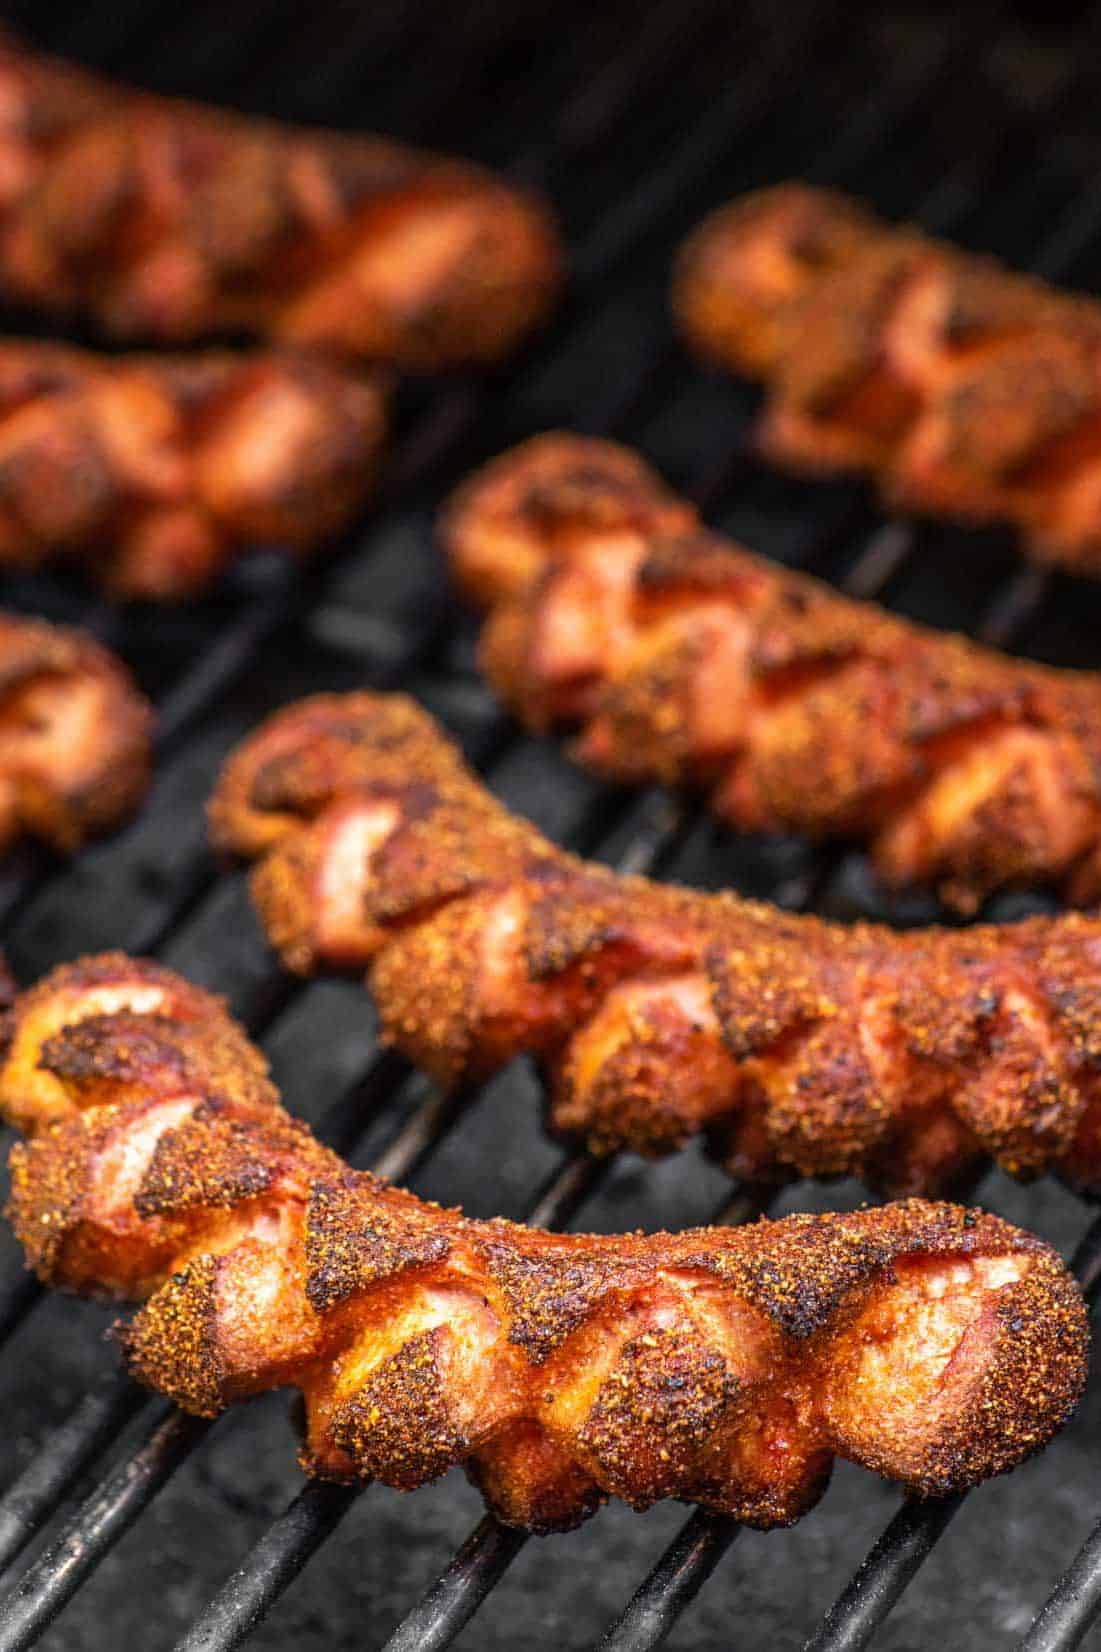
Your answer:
329;1327;463;1488
136;1099;319;1218
475;1238;624;1364
305;1173;450;1313
760;1014;892;1177
552;1031;701;1157
523;877;632;979
5;1128;88;1279
690;1201;1021;1341
123;1255;226;1415
577;1328;739;1506
705;938;829;1060
40;1013;189;1088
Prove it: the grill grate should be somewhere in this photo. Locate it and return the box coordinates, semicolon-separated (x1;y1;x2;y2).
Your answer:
0;1;1099;1647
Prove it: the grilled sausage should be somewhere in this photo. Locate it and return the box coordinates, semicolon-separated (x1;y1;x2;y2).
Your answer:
0;339;386;597
675;183;1101;574
0;612;151;849
0;954;1087;1530
442;433;1101;911
0;31;560;370
213;690;1101;1197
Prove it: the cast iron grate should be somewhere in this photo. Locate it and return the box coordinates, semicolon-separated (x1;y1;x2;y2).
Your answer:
0;1;1098;1647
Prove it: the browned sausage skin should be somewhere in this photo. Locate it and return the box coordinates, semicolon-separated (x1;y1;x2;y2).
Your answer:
213;689;1101;1198
0;32;560;370
676;183;1101;574
0;612;152;849
441;434;1101;912
0;339;387;597
0;954;1087;1530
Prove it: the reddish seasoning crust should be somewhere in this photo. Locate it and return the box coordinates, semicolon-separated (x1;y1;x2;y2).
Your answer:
212;690;1101;1197
675;183;1101;575
0;954;1088;1530
0;612;152;851
0;32;560;372
0;339;386;597
443;434;1101;911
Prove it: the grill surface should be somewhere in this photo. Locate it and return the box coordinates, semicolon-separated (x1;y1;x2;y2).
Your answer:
0;1;1100;1648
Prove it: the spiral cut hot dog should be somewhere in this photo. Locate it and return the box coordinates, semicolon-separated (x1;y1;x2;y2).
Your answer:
0;32;559;370
675;183;1101;574
442;434;1101;912
0;955;1088;1529
0;613;151;850
0;340;386;596
214;690;1101;1197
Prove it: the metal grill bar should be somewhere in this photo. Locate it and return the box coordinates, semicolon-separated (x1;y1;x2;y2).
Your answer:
596;1514;741;1652
1020;1519;1101;1652
0;1373;147;1576
377;1517;529;1652
172;1484;362;1652
804;1499;964;1652
0;1407;212;1652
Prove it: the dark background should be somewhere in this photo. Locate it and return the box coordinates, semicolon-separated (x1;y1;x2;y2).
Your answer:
0;2;1100;1647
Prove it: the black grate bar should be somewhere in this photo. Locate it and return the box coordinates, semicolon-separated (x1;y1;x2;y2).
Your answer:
0;1405;213;1652
1069;1213;1101;1304
378;1516;529;1652
0;1372;147;1576
596;1512;742;1652
975;566;1053;651
803;1497;964;1652
1019;1516;1101;1652
0;1277;41;1352
171;1483;362;1652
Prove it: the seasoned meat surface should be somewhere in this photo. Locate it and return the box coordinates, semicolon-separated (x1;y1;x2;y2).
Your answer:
443;433;1101;910
0;339;386;596
0;32;560;369
0;612;151;849
676;183;1101;574
214;690;1101;1196
0;954;1087;1530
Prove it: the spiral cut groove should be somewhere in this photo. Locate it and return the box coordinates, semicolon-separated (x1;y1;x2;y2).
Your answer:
0;954;1088;1529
